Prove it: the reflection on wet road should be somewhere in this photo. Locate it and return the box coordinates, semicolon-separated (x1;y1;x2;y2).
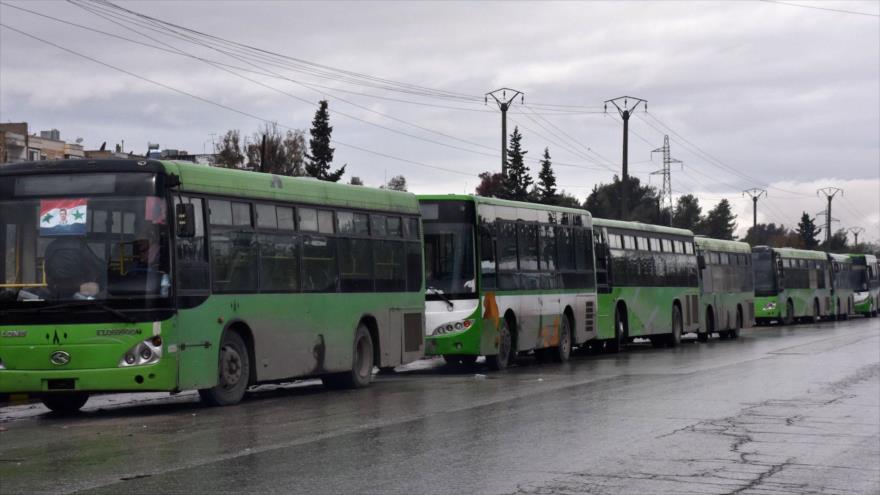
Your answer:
1;318;878;494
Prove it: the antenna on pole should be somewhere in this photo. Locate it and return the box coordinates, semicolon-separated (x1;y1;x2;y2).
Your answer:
604;96;647;220
742;188;767;231
486;88;524;177
817;187;843;245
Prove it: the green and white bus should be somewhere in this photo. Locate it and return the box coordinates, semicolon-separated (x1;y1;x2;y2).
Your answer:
592;219;700;350
419;195;597;370
828;252;857;320
0;159;424;412
694;237;754;341
752;246;831;324
850;254;879;317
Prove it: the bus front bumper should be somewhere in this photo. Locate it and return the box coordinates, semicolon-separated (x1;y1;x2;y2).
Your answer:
425;323;483;357
0;360;177;394
754;297;781;319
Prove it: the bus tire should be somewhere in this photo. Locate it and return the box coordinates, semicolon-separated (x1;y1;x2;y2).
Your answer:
486;318;513;371
41;392;89;414
667;304;683;348
551;314;573;363
782;300;795;326
730;308;743;340
199;331;250;406
608;306;626;353
699;307;713;342
322;324;374;389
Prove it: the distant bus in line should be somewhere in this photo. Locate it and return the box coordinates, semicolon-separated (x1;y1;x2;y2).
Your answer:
418;195;597;370
0;159;425;413
849;254;879;317
752;246;832;324
694;237;754;341
828;252;858;320
592;218;700;350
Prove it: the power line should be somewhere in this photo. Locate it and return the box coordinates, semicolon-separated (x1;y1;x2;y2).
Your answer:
0;22;479;179
759;0;880;17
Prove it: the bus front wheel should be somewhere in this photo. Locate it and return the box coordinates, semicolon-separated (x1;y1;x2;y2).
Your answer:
199;331;251;406
41;392;89;414
323;324;374;389
607;307;626;353
781;300;794;326
729;309;743;340
550;315;572;363
487;319;513;371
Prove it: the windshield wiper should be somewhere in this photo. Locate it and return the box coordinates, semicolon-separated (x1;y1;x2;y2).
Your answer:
427;286;454;310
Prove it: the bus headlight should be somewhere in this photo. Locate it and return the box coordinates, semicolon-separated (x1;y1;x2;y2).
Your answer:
762;302;777;311
432;319;475;336
119;336;163;367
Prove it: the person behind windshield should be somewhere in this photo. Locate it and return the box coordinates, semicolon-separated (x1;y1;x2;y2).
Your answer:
44;236;105;299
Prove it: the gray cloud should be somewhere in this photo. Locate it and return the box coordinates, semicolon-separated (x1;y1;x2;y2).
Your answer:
1;0;877;239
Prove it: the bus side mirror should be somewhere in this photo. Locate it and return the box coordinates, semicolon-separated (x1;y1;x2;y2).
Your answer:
176;203;196;238
776;259;784;274
697;255;706;270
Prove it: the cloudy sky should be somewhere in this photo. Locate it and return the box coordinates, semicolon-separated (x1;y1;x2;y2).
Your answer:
2;0;878;241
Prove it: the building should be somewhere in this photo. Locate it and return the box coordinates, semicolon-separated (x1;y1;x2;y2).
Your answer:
0;123;85;164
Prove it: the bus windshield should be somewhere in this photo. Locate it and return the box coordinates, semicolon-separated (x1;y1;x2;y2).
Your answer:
0;193;170;306
421;201;476;299
752;251;777;296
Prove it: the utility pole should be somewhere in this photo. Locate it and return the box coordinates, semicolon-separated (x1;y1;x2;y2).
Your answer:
260;133;267;173
817;187;843;245
742;188;767;231
848;226;865;245
485;88;524;176
650;135;682;226
604;96;647;220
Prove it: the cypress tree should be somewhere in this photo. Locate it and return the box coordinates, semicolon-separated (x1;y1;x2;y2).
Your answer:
305;100;346;182
536;147;557;204
502;126;532;201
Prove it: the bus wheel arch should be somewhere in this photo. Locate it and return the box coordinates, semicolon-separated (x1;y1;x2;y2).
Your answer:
225;321;257;386
487;310;517;370
609;301;627;352
782;298;795;325
563;305;576;344
504;310;519;353
731;305;743;340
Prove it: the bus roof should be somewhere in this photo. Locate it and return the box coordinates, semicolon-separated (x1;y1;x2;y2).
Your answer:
694;236;751;254
827;252;853;263
162;161;419;214
848;253;878;264
593;217;694;237
765;246;828;260
416;194;591;217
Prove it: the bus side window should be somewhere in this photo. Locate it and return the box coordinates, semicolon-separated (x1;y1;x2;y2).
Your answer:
175;196;209;292
479;226;496;291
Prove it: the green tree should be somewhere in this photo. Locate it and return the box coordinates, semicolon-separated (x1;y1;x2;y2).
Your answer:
671;194;703;231
475;171;505;197
536;147;557;204
696;199;737;240
743;223;797;247
348;176;364;186
825;228;849;251
215;129;244;169
583;176;662;224
306;100;345;182
795;212;821;249
502;126;532;201
555;191;582;208
384;175;408;191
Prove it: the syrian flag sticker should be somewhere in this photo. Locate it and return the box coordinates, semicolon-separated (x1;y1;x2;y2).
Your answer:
40;199;88;236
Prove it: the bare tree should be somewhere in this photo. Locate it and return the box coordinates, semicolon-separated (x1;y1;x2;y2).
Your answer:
215;130;244;169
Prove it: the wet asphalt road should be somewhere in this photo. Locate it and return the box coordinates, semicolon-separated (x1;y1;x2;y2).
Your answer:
1;318;878;495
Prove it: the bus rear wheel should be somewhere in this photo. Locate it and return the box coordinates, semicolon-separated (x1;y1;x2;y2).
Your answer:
667;305;683;348
487;319;513;371
729;309;743;340
550;315;572;363
323;324;374;389
41;392;89;414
